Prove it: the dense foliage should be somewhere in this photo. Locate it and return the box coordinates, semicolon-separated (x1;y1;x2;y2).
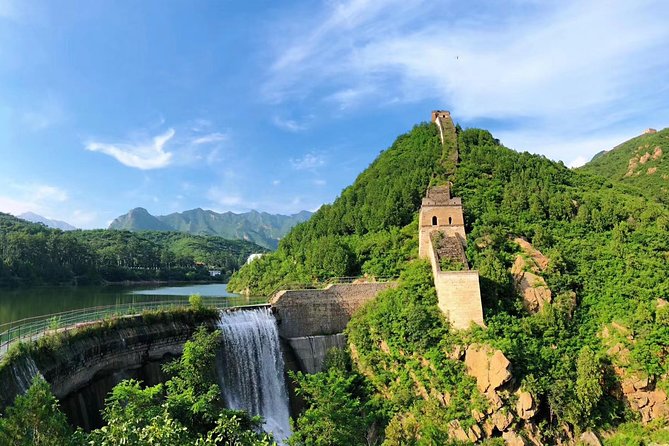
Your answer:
0;213;265;286
228;123;442;295
579;127;669;204
252;122;669;442
0;326;274;446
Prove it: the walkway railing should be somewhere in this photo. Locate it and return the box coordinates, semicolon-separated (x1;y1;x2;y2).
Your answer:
0;296;269;358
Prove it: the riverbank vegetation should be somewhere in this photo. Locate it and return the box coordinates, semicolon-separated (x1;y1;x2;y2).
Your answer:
0;214;265;287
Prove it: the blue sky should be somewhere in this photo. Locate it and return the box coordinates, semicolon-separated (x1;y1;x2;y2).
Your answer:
1;0;668;228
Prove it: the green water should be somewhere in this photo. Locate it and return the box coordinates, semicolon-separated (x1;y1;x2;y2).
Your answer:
0;283;249;327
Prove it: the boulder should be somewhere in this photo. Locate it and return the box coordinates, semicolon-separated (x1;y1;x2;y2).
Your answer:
464;344;512;393
492;409;513;431
516;390;537;420
502;430;528;446
512;256;552;313
579;431;602;446
448;420;482;443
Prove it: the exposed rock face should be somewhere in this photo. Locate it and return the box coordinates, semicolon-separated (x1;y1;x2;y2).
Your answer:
503;430;528;446
602;322;669;423
516;390;538;420
511;238;552;314
464;344;512;393
448;420;482;442
579;431;602;446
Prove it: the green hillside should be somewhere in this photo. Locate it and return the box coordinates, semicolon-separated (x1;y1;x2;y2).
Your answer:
580;128;669;203
228;123;445;294
109;208;312;250
0;213;265;286
231;122;669;443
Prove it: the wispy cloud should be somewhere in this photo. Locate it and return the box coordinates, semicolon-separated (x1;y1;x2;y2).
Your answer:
291;152;326;170
85;128;175;170
192;132;227;145
265;0;669;161
272;116;309;132
206;187;244;209
0;181;68;216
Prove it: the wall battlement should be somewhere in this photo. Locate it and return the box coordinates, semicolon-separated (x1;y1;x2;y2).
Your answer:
420;114;484;329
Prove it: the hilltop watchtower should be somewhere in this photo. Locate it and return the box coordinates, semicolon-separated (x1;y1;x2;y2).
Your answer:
418;183;466;258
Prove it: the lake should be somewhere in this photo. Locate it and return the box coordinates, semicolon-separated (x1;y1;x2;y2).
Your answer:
0;283;260;327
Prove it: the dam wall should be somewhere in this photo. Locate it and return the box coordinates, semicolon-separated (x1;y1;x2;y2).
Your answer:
270;282;395;373
0;310;219;429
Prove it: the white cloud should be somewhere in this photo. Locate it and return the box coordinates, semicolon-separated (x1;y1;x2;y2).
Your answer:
69;209;98;227
206;187;244;209
0;182;69;217
192;132;227;145
568;156;589;169
265;0;669;163
85;128;175;170
313;179;327;186
34;185;68;202
291;152;326;170
272;179;281;186
272;116;308;132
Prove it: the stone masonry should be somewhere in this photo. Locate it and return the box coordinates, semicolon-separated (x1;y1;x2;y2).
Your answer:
270;282;395;338
270;282;396;373
420;112;484;329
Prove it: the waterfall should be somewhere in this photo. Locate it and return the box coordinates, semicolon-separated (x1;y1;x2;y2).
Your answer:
217;308;291;443
12;356;41;394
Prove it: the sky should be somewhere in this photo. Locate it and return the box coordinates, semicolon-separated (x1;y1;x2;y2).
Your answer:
1;0;668;228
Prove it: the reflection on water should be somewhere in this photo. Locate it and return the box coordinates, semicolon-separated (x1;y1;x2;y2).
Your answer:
0;283;242;327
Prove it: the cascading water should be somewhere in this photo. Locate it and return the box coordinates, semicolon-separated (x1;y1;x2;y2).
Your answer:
217;308;291;443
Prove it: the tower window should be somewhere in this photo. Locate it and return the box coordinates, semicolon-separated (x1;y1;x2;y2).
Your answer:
448;217;452;225
432;216;438;226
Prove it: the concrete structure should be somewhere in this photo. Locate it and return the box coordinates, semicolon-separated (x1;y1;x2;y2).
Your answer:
644;128;658;135
270;283;395;338
0;313;220;429
270;282;396;372
419;184;484;330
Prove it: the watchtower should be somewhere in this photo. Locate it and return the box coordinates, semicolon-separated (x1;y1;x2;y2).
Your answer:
431;110;451;123
418;184;466;258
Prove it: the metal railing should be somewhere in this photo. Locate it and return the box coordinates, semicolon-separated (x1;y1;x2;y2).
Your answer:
0;296;269;358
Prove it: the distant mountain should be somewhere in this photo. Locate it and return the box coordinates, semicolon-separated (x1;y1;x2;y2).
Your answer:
108;207;173;232
580;127;669;203
109;208;313;250
18;212;77;231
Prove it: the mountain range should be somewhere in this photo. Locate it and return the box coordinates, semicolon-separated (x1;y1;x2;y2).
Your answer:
108;207;312;250
18;212;77;231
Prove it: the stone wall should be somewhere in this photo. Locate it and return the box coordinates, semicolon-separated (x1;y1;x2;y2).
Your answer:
270;283;396;339
427;232;485;330
271;282;396;373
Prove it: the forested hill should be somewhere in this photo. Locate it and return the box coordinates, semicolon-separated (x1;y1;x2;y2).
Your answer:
230;119;669;442
579;127;669;204
0;213;266;286
109;207;313;250
227;122;445;294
